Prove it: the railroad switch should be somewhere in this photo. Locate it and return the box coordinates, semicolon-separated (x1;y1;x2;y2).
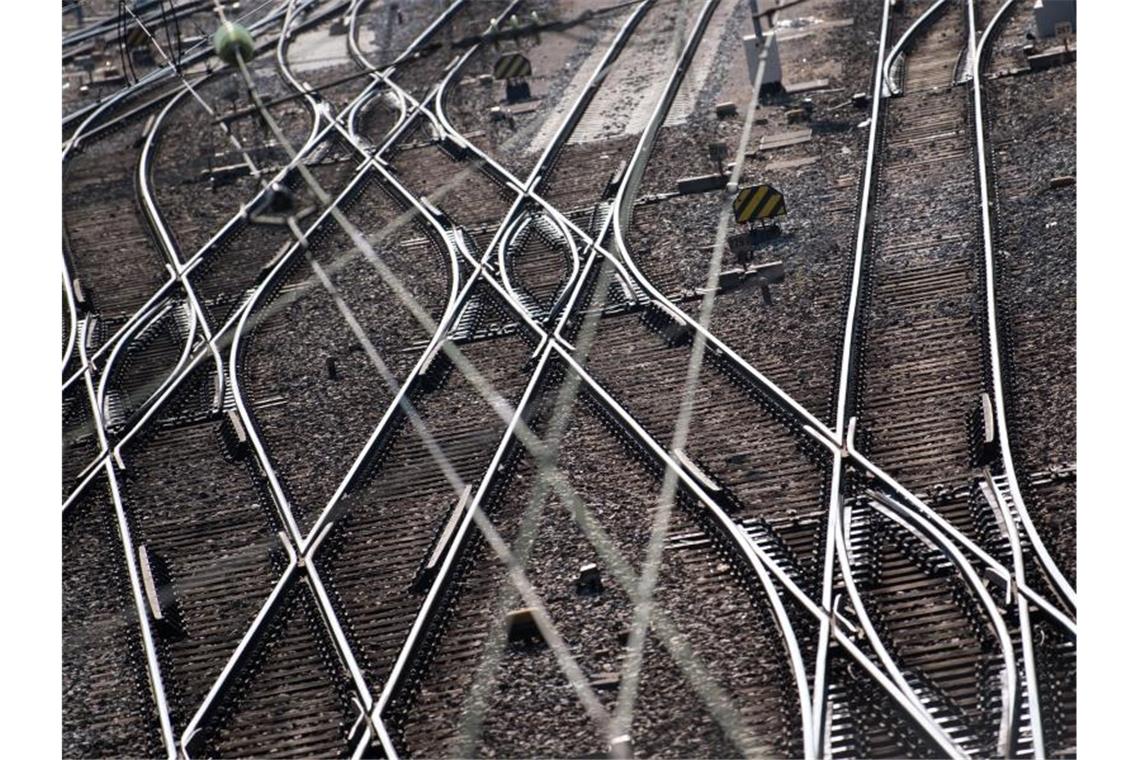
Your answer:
577;563;603;595
506;607;543;644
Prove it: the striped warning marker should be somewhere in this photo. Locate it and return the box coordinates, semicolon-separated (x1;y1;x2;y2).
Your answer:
733;183;787;224
493;52;532;80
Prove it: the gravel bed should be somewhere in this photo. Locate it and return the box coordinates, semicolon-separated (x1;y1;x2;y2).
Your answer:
626;0;883;424
387;1;511;99
118;368;286;730
398;383;798;757
986;50;1076;581
315;296;540;697
580;309;832;585
191;583;359;758
63;383;99;500
389;130;517;254
62;6;228;117
151;57;318;260
241;171;452;536
65;113;170;320
442;1;618;180
64;483;167;758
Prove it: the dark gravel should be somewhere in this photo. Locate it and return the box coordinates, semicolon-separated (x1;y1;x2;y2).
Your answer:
63;482;167;758
627;0;884;424
397;383;799;758
241;171;452;537
985;21;1077;581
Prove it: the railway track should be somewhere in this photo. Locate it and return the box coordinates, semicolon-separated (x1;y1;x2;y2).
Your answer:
64;481;167;757
60;0;1077;756
819;0;1076;756
980;0;1076;585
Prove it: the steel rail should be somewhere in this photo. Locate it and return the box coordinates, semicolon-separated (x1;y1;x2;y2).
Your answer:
368;110;957;760
544;212;587;322
597;0;1031;750
606;1;845;452
75;316;179;758
63;273;79;373
178;533;297;757
64;0;211;49
66;2;1044;756
138;90;226;408
365;3;822;755
841;440;1075;635
60;0;370;394
181;3;515;751
225;0;411;550
430;4;998;752
817;0;1058;753
346;4;692;745
62;0;301;140
883;0;951;97
816;0;892;750
227;0;506;550
838;453;1020;757
178;1;434;751
970;0;1065;754
93;301;195;448
61;0;471;501
969;0;1076;611
496;210;533;312
73;4;473;750
354;0;671;727
496;209;582;325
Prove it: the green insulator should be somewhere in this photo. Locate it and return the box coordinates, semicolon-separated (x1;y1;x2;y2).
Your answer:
213;21;255;66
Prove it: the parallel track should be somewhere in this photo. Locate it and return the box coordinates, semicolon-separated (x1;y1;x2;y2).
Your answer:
60;0;1077;756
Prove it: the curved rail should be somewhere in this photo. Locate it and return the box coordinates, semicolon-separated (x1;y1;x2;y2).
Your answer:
62;5;473;506
970;0;1076;609
371;1;821;756
62;0;300;133
94;302;196;442
883;0;951;96
174;4;494;753
139;88;226;408
971;1;1069;753
496;210;581;324
62;273;79;373
60;0;329;395
76;313;178;758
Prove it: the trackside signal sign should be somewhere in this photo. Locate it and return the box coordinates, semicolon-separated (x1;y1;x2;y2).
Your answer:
733;183;787;224
493;52;532;80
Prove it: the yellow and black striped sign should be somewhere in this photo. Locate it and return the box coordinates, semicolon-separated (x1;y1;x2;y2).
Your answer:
493;52;532;80
733;183;787;224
